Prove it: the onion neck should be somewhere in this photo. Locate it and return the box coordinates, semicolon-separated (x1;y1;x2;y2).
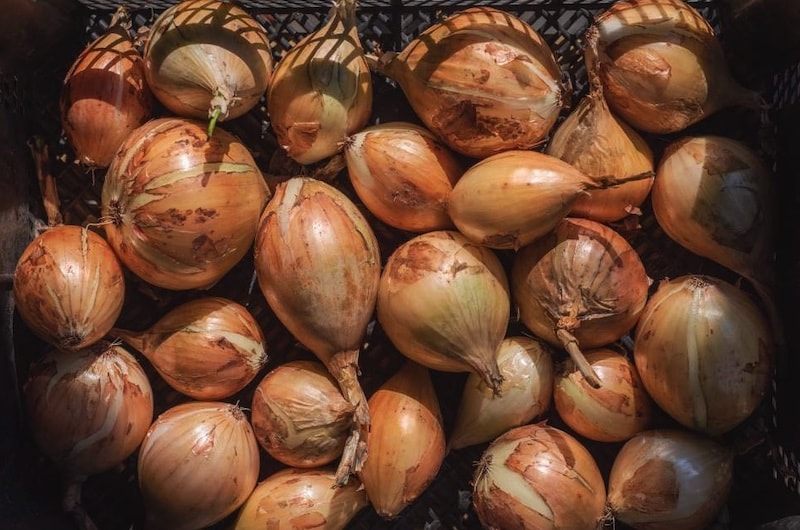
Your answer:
110;327;149;358
556;328;602;388
62;478;99;530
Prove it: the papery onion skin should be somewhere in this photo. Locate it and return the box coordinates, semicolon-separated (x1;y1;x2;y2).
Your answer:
13;224;125;351
232;467;368;530
633;275;774;435
137;401;260;530
344;121;464;232
376;6;567;159
101;117;270;291
607;428;734;530
448;335;554;450
23;341;154;478
473;423;606;530
250;360;354;468
376;230;509;395
554;347;653;442
112;297;268;400
60;7;153;169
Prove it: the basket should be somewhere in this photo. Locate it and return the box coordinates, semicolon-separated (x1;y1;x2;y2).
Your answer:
2;1;800;529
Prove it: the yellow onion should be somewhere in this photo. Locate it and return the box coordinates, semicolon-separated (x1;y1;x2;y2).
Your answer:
376;230;509;395
375;6;567;159
137;401;260;530
554;347;653;442
143;0;273;137
607;428;734;530
253;176;380;486
545;81;654;223
267;0;372;165
584;0;760;133
448;335;554;451
633;275;774;435
232;467;368;530
111;296;268;400
101;117;270;291
358;361;446;519
250;360;354;468
343;121;465;232
13;224;125;351
472;423;606;530
60;7;152;169
511;217;650;388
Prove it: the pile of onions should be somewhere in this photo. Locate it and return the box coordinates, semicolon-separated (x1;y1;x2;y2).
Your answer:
374;6;567;158
137;401;260;530
472;423;606;530
111;296;268;400
143;0;273;137
607;429;734;529
511;217;650;388
633;275;774;435
376;230;509;395
60;7;152;169
101;117;270;291
13;224;125;351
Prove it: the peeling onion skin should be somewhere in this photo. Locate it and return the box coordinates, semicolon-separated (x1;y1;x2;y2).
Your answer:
232;467;368;530
554;348;653;442
13;224;125;351
250;360;354;468
472;423;606;530
633;275;774;436
607;428;734;530
23;341;154;479
137;401;260;530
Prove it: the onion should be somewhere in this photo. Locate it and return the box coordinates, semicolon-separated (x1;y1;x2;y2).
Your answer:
250;359;354;468
143;0;273;137
253;176;380;486
232;467;368;530
448;335;554;451
584;0;760;133
267;0;372;165
472;423;606;530
511;217;650;388
554;347;653;442
101;117;270;291
633;275;774;435
343;121;465;232
60;7;153;169
376;230;509;395
111;296;268;401
607;428;734;530
374;6;567;159
13;224;125;351
358;361;446;519
137;401;260;530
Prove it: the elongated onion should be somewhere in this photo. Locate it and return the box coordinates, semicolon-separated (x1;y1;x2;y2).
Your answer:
137;401;260;530
101;117;270;291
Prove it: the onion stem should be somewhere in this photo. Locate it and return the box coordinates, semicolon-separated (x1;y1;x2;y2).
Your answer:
556;328;602;388
63;479;99;530
207;107;221;139
109;327;147;354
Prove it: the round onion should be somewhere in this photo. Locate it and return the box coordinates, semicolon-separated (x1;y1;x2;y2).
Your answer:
13;224;125;351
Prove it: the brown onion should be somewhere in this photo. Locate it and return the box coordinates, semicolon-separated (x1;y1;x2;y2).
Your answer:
250;360;354;468
511;217;650;388
137;401;260;530
358;361;446;519
111;296;268;400
253;176;380;486
343;121;464;232
554;347;653;442
473;423;606;530
60;7;153;169
633;275;774;435
101;117;270;291
232;467;368;530
13;224;125;351
376;230;509;395
607;428;734;530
